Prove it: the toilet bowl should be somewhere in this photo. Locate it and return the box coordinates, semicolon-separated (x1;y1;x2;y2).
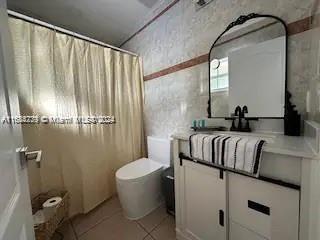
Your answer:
116;136;171;220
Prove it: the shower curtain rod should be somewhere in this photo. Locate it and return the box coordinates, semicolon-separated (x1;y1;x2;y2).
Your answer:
7;10;139;57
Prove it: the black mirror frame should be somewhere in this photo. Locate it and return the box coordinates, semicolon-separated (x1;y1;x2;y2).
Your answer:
207;13;290;119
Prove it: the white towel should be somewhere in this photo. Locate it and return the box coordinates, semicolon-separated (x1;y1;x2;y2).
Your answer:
235;138;250;171
199;134;208;159
208;135;220;163
194;134;201;159
213;136;226;164
244;138;259;172
190;134;207;159
190;134;197;158
230;137;265;176
220;136;231;166
224;138;229;166
196;134;202;159
252;140;265;176
225;137;241;168
203;135;216;162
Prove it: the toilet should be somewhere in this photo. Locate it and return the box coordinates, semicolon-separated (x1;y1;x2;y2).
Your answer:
116;136;171;220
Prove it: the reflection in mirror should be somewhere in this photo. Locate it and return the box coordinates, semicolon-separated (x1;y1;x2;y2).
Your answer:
211;57;228;92
209;16;286;118
211;59;221;69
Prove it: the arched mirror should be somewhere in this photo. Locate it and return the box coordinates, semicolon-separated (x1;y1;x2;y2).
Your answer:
208;13;289;119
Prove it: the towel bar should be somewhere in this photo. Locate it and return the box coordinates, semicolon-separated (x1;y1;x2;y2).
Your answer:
179;152;300;190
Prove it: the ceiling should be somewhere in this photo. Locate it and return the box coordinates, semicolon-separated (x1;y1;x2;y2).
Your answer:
7;0;160;46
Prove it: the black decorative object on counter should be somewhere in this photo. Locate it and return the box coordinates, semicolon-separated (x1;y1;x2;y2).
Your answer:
284;92;301;136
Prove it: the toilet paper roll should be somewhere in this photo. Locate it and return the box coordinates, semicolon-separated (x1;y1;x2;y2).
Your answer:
33;210;46;225
42;197;62;219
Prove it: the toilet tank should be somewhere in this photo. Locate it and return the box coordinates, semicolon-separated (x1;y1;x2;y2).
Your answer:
147;136;171;167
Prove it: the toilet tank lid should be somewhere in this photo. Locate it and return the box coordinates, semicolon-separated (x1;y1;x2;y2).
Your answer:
116;158;163;180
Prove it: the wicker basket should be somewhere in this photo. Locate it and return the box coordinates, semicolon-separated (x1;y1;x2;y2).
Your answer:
32;190;69;240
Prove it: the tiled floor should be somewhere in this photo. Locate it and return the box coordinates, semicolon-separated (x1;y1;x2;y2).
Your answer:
51;197;176;240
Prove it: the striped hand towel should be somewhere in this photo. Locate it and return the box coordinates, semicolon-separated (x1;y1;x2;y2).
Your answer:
189;134;266;177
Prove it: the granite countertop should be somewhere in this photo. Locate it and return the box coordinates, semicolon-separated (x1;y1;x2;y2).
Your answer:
171;131;317;159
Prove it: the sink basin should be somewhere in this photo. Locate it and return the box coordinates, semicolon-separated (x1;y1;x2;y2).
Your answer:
212;131;276;144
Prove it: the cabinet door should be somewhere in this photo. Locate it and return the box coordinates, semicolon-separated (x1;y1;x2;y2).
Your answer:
229;173;299;240
230;221;266;240
179;161;227;240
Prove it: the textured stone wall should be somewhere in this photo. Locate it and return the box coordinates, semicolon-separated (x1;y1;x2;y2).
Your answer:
123;0;319;138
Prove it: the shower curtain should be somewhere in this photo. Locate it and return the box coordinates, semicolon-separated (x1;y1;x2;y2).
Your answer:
9;18;145;216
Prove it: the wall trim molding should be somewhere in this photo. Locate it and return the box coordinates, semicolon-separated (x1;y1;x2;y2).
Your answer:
144;14;317;82
120;0;181;47
144;54;208;81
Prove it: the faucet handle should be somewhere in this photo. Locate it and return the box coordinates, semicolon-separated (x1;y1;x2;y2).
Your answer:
242;105;248;114
235;106;242;116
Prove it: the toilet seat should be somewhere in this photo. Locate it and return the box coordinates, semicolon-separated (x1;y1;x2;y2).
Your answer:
116;158;164;181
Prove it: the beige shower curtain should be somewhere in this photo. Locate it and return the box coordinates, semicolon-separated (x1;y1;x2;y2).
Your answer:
9;18;145;216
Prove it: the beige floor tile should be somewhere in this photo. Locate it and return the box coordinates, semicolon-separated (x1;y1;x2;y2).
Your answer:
72;196;122;236
138;205;168;232
143;235;154;240
51;221;76;240
151;215;176;240
79;212;148;240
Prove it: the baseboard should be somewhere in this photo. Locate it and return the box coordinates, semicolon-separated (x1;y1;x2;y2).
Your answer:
176;228;193;240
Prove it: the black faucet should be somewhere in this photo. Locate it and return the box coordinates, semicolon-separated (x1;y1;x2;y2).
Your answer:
227;106;258;132
242;106;248;115
242;106;251;132
232;105;250;132
234;106;243;130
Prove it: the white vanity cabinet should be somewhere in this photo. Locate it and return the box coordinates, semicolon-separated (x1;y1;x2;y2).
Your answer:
176;157;299;240
173;129;319;240
177;160;227;240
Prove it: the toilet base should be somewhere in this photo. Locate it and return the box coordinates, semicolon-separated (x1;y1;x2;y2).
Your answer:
116;164;164;220
123;200;164;220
